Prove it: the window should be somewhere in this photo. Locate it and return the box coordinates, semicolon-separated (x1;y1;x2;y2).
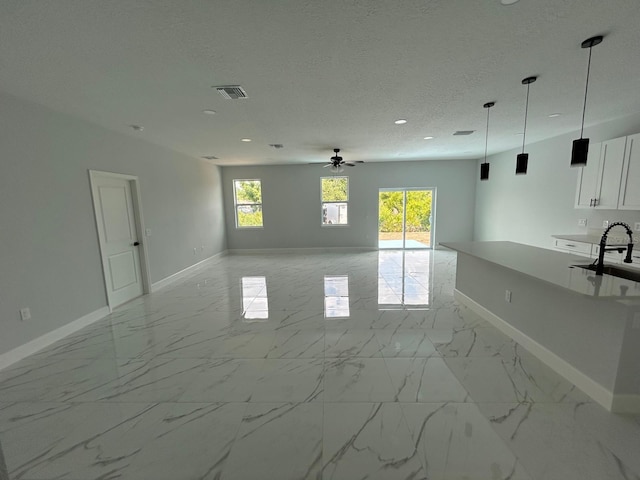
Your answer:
321;177;348;225
233;179;263;228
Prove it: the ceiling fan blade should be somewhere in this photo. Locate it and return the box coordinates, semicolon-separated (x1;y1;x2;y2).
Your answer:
344;163;356;166
322;164;332;168
353;161;365;163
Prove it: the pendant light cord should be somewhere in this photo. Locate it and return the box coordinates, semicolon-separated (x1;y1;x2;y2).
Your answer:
580;46;594;139
522;83;530;153
484;106;491;163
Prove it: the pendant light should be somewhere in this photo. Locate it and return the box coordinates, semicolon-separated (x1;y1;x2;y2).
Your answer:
480;102;495;181
516;76;537;175
571;35;604;167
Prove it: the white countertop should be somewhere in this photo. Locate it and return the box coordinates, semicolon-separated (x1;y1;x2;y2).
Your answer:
441;241;640;299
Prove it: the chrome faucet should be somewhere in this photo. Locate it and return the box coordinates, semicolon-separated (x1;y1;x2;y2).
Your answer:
596;222;634;275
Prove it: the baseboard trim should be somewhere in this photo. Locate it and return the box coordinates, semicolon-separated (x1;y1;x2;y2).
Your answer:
151;250;228;292
227;247;377;254
610;394;640;414
453;289;628;412
0;306;110;372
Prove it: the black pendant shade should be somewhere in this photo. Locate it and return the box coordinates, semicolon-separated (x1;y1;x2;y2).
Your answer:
516;153;529;175
571;138;590;166
480;162;490;180
516;76;537;175
571;35;603;167
480;102;495;181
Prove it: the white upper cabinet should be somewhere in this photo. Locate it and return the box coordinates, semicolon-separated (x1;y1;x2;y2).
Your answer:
575;136;629;210
618;132;640;210
575;142;602;208
595;136;627;209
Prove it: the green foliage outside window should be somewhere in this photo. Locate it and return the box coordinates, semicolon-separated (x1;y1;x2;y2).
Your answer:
321;177;348;201
235;180;262;203
378;190;431;232
235;180;263;227
237;207;263;227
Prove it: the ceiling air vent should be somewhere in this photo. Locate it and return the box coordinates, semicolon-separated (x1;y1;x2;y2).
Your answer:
453;130;475;136
214;85;248;99
269;144;284;149
202;155;218;160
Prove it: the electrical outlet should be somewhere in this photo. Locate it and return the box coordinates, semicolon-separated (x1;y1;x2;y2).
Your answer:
505;290;512;303
602;220;609;228
20;307;31;321
145;228;152;236
635;223;640;232
578;219;587;227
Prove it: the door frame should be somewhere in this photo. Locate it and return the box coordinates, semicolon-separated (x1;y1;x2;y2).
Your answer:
89;170;151;311
378;187;435;250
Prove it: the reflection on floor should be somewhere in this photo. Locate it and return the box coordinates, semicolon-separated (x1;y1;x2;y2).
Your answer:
378;239;429;249
0;250;639;480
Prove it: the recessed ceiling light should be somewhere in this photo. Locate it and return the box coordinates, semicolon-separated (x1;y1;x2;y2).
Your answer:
548;113;562;118
500;0;521;5
394;119;407;125
241;138;252;142
202;109;216;115
129;124;144;132
423;136;434;140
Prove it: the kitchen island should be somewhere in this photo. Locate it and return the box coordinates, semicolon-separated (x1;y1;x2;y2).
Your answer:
441;241;640;413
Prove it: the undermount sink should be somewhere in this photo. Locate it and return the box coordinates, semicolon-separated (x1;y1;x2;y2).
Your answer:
573;264;640;282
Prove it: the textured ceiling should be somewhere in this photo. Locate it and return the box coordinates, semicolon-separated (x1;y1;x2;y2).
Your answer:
1;0;640;165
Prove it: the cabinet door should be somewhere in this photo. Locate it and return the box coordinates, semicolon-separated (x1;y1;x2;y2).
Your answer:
618;133;640;210
574;142;601;208
594;137;626;209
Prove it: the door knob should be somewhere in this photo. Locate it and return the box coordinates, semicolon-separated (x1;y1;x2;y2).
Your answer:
133;241;140;246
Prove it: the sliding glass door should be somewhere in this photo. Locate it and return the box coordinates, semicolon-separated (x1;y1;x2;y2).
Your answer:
378;189;433;249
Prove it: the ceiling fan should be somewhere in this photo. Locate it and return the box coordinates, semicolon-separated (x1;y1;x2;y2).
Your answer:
324;148;364;173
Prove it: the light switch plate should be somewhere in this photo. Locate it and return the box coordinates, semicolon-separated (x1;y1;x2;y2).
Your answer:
145;228;152;236
602;220;609;228
635;223;640;232
578;219;587;227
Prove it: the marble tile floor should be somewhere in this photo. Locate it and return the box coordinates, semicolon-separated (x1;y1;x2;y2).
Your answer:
0;250;639;479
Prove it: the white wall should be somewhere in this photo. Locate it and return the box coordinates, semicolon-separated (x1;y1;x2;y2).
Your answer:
474;113;640;248
0;93;226;356
221;160;477;250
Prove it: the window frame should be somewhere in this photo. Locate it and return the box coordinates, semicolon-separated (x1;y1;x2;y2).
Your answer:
233;179;264;229
321;176;349;227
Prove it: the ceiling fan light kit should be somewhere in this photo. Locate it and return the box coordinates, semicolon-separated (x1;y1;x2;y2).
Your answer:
323;148;363;173
571;35;604;167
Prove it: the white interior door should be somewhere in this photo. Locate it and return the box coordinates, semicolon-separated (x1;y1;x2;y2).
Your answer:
91;173;144;308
